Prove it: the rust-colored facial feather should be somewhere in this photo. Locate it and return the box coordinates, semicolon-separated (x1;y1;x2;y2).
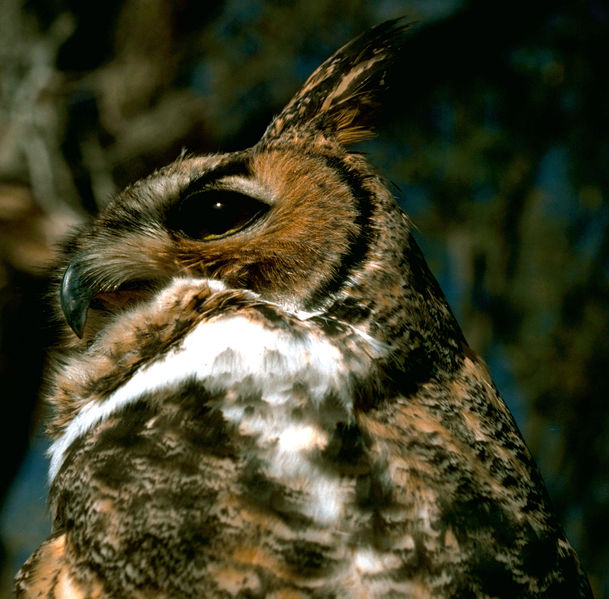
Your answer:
173;152;362;297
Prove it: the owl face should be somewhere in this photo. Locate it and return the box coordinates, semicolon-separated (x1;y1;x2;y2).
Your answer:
58;20;413;343
61;149;376;339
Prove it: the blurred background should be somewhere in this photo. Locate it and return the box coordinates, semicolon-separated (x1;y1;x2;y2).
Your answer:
1;0;607;596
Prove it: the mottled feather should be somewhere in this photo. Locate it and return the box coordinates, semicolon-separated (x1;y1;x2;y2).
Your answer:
16;19;592;599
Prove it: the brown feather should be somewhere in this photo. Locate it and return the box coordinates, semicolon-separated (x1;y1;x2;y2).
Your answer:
261;19;409;146
18;19;592;599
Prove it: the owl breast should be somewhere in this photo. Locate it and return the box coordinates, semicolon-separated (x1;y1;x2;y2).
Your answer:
48;277;391;596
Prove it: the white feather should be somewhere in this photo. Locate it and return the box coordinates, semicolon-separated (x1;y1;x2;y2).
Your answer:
48;301;383;504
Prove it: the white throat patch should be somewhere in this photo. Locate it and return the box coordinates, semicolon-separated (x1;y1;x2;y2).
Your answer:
48;296;384;500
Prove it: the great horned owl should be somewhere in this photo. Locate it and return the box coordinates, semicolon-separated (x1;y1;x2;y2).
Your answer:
16;20;592;599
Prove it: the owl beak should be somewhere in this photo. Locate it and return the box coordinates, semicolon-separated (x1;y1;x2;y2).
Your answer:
60;261;95;338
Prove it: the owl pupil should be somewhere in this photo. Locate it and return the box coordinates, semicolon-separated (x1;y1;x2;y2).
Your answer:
166;189;268;240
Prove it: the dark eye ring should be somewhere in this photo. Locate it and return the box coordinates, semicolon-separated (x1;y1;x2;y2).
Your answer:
166;189;268;240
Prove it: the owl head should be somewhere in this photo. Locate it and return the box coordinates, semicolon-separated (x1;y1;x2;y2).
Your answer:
58;19;460;371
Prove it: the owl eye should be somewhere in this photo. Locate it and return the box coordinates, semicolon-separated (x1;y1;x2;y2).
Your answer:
167;189;268;240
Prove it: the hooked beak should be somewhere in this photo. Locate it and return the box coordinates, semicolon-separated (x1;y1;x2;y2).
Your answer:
60;261;96;338
60;258;164;338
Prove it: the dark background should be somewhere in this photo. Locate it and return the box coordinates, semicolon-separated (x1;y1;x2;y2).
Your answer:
1;1;607;596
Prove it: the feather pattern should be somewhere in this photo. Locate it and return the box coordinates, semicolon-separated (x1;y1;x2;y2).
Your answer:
16;19;592;599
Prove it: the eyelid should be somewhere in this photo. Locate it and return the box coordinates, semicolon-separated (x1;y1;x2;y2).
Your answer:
211;176;274;205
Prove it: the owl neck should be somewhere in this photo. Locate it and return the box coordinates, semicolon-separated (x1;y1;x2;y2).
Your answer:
323;188;467;393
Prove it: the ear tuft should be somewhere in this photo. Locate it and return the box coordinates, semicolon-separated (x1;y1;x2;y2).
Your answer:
260;19;410;147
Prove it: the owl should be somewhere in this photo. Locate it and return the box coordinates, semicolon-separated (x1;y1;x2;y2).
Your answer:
16;20;592;599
